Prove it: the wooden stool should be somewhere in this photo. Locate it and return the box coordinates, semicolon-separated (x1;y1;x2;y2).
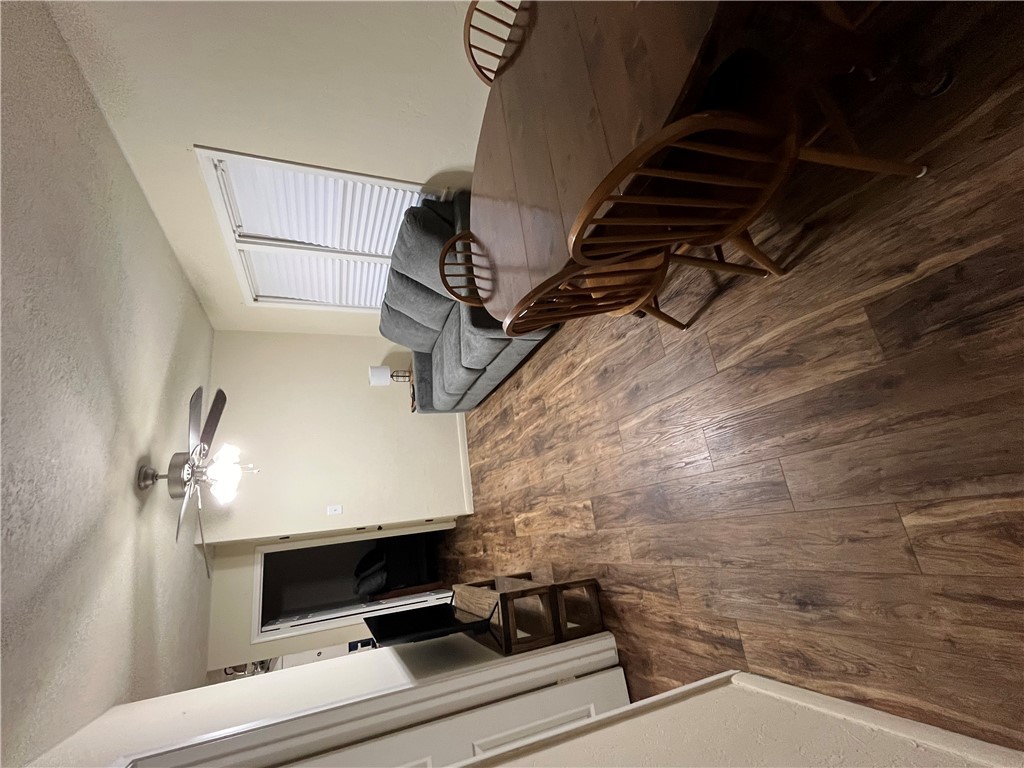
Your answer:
453;573;607;654
453;573;558;655
552;579;604;642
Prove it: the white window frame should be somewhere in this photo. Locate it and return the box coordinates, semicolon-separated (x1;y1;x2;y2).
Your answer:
195;145;446;312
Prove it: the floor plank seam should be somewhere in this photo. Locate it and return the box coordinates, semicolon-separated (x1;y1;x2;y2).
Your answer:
702;426;717;473
895;506;926;575
607;503;908;531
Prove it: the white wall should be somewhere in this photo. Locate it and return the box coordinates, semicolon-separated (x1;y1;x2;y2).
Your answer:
1;5;214;765
49;2;486;337
479;673;1023;768
202;331;471;544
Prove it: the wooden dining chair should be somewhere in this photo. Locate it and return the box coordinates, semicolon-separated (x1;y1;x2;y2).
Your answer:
569;110;926;275
439;230;492;307
503;252;687;337
463;1;525;86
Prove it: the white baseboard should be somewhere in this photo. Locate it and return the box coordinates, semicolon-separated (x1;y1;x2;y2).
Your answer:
456;413;475;515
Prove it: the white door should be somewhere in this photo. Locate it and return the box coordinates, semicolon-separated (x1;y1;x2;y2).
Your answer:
288;668;629;768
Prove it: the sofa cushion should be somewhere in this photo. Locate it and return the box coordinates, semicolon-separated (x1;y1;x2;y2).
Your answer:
461;303;552;341
379;303;439;354
461;328;509;370
456;337;537;411
437;306;484;396
390;206;452;296
460;304;510;369
429;346;461;411
383;270;452;332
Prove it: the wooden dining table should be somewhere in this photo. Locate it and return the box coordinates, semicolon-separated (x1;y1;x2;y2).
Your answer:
470;1;725;324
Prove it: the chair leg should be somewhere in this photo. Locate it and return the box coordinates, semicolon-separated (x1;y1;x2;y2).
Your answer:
810;85;860;152
642;298;688;332
797;146;927;177
669;251;768;278
728;232;786;277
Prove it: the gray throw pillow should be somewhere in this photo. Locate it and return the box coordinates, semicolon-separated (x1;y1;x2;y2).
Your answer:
390;206;453;295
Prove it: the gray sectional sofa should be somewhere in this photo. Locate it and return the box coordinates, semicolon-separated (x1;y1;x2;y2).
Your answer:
379;191;551;413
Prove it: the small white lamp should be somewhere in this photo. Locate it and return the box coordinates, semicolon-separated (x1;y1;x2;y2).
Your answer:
368;365;411;386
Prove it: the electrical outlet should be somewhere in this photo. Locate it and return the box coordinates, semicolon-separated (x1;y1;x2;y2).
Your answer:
327;505;342;516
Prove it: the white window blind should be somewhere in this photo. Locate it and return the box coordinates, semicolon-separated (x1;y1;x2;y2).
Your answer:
197;148;442;311
240;249;390;308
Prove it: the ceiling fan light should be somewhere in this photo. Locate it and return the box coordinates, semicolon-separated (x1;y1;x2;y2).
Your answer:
207;443;243;504
211;443;241;465
210;480;239;505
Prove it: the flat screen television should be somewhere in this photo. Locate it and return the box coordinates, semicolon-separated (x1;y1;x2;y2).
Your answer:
260;531;445;632
261;539;375;628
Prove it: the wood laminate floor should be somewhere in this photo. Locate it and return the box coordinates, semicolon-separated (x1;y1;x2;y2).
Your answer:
442;2;1024;750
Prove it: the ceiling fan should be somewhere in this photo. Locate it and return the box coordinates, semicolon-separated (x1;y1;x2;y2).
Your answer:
137;386;244;578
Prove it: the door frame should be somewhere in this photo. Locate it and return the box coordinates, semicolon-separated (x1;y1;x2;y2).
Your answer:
125;633;622;768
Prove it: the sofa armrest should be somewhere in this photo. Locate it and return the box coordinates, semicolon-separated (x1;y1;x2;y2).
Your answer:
412;351;435;412
452;190;471;234
460;303;552;341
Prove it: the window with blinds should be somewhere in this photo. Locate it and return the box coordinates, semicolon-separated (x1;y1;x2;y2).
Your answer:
196;147;443;311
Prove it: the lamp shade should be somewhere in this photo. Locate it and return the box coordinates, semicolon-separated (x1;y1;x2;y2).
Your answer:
368;365;392;387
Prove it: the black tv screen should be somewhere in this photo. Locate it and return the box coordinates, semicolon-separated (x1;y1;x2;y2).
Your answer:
261;539;375;627
261;531;445;629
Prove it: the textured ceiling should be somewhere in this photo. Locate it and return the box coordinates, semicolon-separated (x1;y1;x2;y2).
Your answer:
50;1;487;336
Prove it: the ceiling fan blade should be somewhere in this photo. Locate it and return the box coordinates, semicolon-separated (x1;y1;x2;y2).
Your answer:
188;387;203;453
196;487;211;579
175;482;193;543
199;389;227;454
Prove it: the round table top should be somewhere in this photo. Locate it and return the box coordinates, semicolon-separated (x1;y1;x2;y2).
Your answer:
470;1;720;323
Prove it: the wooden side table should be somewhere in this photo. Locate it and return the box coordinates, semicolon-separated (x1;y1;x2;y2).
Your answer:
453;573;558;655
552;579;603;642
453;573;605;655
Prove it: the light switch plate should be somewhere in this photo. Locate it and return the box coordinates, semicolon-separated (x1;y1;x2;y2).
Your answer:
327;505;342;516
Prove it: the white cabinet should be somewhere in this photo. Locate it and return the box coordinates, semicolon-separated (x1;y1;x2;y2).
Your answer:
288;668;629;768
